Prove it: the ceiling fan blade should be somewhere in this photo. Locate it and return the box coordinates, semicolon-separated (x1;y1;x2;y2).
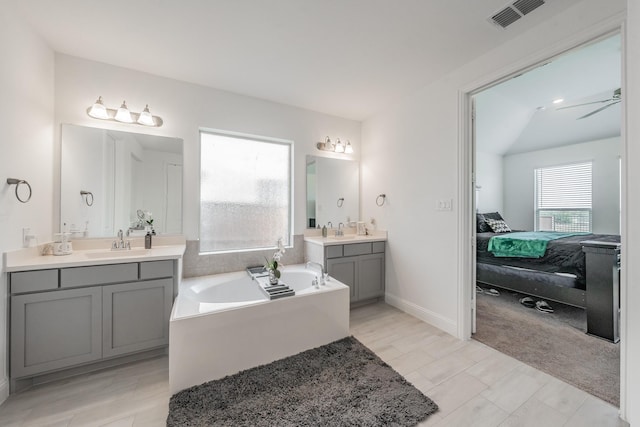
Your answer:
577;100;621;120
557;98;613;110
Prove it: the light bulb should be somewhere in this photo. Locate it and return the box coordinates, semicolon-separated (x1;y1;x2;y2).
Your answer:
324;136;333;151
334;138;345;153
87;96;109;119
137;104;155;126
115;101;133;123
344;140;353;154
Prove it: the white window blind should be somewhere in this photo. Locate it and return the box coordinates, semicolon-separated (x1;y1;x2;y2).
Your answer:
200;130;292;253
534;162;592;232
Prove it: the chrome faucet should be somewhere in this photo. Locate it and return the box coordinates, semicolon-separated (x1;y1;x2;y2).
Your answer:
306;261;325;285
111;229;131;250
335;222;345;237
327;221;333;229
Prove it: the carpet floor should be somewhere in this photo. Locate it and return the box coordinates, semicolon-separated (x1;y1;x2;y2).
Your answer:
473;287;619;407
167;336;439;426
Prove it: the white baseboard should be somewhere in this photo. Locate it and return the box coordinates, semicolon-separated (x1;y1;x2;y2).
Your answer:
0;378;8;405
385;293;458;337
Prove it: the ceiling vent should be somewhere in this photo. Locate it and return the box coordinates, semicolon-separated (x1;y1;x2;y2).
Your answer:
489;0;545;29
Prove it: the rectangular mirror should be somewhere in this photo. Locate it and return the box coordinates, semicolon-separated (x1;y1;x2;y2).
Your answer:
61;124;183;238
306;155;359;228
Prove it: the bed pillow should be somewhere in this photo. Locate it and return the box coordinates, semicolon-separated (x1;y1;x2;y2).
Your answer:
485;218;511;233
476;212;504;233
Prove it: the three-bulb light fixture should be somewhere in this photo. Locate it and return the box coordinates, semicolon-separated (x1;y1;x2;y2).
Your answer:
87;96;164;127
316;136;354;154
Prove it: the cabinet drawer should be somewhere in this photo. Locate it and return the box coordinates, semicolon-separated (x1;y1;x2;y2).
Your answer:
326;245;343;259
343;243;372;256
140;260;174;280
11;270;59;294
61;263;138;288
372;242;386;253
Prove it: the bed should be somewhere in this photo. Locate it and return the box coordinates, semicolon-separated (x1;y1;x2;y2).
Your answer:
475;212;621;341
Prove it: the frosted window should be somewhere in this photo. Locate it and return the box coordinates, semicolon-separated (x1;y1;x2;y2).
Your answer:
200;131;292;253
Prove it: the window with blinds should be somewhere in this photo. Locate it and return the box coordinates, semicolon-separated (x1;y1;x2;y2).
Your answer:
534;161;592;232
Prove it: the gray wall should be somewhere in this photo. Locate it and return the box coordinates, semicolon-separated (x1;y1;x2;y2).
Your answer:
503;136;621;233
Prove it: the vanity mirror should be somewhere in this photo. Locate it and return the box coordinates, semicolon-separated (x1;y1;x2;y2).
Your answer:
60;124;183;238
306;155;359;228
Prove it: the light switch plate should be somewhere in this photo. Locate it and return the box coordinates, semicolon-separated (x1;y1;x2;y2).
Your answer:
436;199;453;211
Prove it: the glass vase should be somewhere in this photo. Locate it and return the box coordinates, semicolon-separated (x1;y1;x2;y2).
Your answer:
268;269;279;285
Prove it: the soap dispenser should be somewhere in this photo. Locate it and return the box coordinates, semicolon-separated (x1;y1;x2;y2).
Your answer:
322;225;327;238
145;231;152;249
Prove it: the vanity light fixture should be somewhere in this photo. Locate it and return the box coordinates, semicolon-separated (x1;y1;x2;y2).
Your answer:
86;96;164;127
316;136;354;154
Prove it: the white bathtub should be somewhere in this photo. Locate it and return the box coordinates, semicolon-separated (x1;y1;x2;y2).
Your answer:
169;264;350;394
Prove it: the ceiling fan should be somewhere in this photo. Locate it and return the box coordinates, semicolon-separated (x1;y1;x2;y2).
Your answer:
556;88;621;119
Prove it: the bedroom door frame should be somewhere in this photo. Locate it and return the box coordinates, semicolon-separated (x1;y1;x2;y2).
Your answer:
456;18;627;416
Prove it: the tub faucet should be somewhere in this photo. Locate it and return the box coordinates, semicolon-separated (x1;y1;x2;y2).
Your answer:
306;261;325;285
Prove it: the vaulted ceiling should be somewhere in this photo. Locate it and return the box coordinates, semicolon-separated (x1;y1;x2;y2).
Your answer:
14;0;587;121
475;34;621;156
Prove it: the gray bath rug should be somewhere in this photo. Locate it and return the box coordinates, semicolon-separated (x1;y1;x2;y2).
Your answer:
167;336;438;426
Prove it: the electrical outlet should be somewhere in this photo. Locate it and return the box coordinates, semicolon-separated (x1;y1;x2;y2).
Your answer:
23;227;35;247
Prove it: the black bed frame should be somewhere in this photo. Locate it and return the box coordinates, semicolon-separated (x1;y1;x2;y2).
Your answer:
477;240;621;342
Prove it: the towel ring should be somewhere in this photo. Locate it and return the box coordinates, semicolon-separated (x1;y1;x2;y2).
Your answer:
6;178;32;203
80;190;94;206
376;194;386;206
337;197;344;208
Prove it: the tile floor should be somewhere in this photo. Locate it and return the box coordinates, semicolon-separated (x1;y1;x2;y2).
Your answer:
0;302;627;426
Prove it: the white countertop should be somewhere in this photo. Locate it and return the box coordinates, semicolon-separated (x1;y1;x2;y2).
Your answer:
303;231;387;247
4;235;186;272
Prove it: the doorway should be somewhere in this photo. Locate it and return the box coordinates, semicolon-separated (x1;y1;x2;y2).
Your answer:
468;32;622;407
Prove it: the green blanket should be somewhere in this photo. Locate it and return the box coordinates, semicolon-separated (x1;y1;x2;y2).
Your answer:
487;231;588;258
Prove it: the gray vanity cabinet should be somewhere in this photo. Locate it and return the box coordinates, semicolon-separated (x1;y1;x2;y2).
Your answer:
103;278;173;358
323;241;385;304
9;259;176;382
11;287;102;378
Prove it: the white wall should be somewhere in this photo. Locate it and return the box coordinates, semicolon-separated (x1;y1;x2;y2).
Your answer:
0;4;55;403
503;137;621;233
54;55;361;240
361;0;625;336
623;0;640;423
475;150;503;214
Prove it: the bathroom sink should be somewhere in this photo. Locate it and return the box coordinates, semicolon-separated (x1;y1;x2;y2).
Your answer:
327;235;356;240
84;249;150;259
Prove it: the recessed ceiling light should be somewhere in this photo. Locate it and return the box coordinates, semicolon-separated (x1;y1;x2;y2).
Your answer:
552;98;564;104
